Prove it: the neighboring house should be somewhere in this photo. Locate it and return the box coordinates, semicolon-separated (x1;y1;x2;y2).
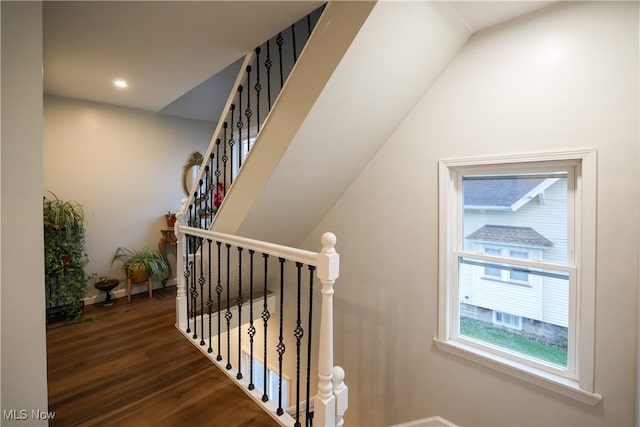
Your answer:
459;177;568;344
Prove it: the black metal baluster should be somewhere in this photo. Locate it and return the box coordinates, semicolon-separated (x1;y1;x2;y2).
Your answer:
198;179;204;229
276;32;284;90
191;198;196;229
265;41;272;110
291;23;298;63
307;14;312;36
229;104;235;186
305;265;315;427
215;139;221;207
199;237;205;346
208;152;214;225
237;246;244;380
207;239;213;353
216;241;223;361
191;236;198;339
276;257;286;416
222;123;228;197
184;231;192;334
248;249;256;390
294;262;304;427
204;166;210;228
261;253;270;402
245;66;252;161
225;243;232;370
236;85;244;175
254;47;262;134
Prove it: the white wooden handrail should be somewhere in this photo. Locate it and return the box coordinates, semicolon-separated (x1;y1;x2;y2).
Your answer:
173;220;346;426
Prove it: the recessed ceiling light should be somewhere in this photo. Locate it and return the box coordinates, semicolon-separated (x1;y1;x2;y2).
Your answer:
114;79;128;88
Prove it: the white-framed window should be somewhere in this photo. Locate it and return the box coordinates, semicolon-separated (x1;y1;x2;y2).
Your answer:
508;250;530;283
483;247;503;278
493;311;522;330
481;246;531;284
241;349;290;409
231;125;259;179
435;149;600;405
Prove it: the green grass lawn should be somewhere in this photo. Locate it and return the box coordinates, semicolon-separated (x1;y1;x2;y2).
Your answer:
460;317;567;367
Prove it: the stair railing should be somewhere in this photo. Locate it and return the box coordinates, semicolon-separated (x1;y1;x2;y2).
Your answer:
174;220;347;426
180;6;324;231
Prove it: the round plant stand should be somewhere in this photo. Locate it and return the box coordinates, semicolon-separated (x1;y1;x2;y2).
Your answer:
94;279;119;307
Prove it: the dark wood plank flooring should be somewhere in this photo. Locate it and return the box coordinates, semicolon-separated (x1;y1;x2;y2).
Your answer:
47;287;279;427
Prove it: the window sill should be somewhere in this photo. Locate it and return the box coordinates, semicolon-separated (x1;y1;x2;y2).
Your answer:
433;337;602;406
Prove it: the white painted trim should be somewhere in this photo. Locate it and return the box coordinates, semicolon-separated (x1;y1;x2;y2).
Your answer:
180;225;320;266
439;148;596;167
434;338;601;406
391;416;459;427
437;149;599;405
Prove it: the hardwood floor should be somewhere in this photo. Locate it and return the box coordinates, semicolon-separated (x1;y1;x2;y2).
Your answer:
47;287;279;427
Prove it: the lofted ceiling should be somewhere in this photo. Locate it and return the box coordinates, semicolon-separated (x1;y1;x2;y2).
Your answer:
43;1;555;122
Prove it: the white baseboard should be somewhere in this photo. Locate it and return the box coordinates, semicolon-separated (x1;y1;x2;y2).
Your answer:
391;416;458;427
84;278;176;306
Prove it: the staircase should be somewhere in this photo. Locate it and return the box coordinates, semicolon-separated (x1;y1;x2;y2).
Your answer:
174;2;375;425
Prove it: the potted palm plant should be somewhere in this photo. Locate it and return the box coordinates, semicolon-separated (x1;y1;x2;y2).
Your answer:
111;247;169;283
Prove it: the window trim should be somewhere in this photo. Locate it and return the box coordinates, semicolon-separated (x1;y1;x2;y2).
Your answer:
479;245;533;284
436;149;600;405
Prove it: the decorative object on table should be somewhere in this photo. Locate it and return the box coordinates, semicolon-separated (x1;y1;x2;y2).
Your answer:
43;192;89;322
159;228;177;286
111;247;169;302
165;211;177;228
94;277;119;306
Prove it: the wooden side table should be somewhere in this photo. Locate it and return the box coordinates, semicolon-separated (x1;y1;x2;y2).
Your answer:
159;228;177;286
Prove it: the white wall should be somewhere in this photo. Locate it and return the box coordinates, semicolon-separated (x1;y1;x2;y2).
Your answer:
233;1;470;247
302;2;639;426
44;95;213;297
1;1;50;423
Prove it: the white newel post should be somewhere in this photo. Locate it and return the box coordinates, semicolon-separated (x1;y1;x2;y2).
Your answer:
333;366;348;426
175;199;188;329
315;232;341;427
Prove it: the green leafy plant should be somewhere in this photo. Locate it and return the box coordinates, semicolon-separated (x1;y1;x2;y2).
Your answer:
111;247;168;282
43;192;89;321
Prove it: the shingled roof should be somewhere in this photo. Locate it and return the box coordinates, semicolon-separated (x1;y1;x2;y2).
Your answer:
466;225;553;247
463;177;547;210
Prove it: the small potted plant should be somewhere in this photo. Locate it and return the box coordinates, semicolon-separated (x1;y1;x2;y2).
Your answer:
111;247;169;283
165;211;177;228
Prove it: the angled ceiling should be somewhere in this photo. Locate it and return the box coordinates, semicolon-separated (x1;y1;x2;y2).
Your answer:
43;1;555;122
448;1;556;33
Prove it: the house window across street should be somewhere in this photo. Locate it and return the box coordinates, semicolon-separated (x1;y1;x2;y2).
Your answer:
436;150;600;405
493;311;522;330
